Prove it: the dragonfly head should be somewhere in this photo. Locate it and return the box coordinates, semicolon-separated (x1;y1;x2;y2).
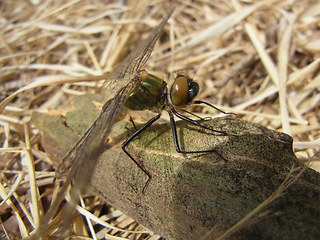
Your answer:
170;73;199;107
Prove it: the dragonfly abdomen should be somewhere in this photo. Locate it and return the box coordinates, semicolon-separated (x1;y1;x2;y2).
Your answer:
125;71;166;111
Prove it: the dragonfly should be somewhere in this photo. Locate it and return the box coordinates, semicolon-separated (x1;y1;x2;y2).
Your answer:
32;9;230;238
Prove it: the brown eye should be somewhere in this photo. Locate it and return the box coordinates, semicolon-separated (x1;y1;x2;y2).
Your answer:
170;75;189;106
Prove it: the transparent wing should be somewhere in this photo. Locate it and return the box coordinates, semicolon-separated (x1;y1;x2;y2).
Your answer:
56;9;173;180
31;10;174;238
32;87;133;238
100;9;174;102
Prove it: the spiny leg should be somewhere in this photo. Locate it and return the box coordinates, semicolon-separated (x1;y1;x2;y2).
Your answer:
122;113;161;193
194;100;236;116
168;110;225;156
179;108;211;121
129;116;138;131
168;104;228;135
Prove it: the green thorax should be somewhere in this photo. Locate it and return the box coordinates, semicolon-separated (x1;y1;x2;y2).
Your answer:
125;71;166;111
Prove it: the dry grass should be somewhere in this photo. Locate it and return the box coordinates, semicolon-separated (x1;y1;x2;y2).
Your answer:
0;0;319;239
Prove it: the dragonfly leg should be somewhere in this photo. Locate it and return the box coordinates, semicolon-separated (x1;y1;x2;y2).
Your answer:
129;116;138;131
194;100;237;116
168;111;226;161
178;108;209;121
122;113;162;193
169;105;228;135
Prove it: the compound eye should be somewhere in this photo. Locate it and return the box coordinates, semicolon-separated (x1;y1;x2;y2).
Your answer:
188;81;199;103
170;75;189;106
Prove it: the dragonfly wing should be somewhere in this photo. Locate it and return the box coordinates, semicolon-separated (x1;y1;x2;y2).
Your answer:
55;84;133;179
56;8;173;182
33;9;174;238
100;9;174;102
33;84;134;238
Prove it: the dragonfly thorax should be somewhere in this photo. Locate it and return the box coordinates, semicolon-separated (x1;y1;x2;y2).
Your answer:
124;70;167;111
